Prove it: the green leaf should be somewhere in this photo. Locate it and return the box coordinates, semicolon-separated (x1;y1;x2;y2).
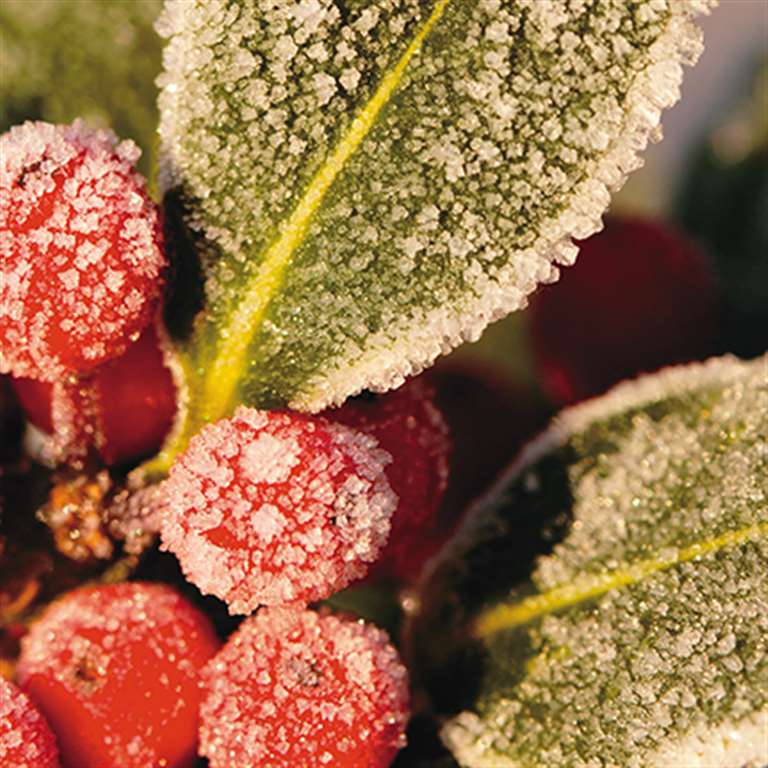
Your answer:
0;0;163;178
149;0;715;473
406;354;768;768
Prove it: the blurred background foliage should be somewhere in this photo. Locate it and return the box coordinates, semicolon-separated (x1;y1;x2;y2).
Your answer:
0;0;162;178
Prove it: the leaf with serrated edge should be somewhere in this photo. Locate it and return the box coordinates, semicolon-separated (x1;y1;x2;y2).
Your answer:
151;0;716;473
407;354;768;768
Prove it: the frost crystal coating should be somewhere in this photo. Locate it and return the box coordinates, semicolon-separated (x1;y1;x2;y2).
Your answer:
17;582;219;768
155;0;716;435
159;407;397;613
200;607;409;768
410;354;768;768
0;678;60;768
0;120;165;380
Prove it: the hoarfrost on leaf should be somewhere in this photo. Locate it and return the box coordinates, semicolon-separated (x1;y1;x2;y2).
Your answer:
409;354;768;768
151;0;716;474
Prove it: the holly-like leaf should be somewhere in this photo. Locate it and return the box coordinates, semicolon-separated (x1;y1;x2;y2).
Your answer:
406;354;768;768
150;0;715;473
0;0;163;177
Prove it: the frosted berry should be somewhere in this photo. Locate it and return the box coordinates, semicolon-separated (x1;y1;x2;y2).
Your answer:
329;377;451;582
16;582;220;768
529;217;719;405
160;407;396;613
12;323;177;465
199;607;409;768
0;677;60;768
0;120;166;381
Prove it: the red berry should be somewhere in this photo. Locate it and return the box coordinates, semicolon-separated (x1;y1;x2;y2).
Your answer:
199;607;409;768
529;217;719;405
0;677;60;768
0;120;166;381
16;582;220;768
423;363;551;558
328;377;451;582
11;323;177;465
160;407;396;613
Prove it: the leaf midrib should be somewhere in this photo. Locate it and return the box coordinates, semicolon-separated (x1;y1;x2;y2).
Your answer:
473;519;768;639
199;0;452;423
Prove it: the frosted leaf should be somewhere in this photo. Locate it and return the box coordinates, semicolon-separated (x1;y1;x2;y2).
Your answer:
151;0;716;473
407;354;768;768
159;407;397;613
199;606;409;767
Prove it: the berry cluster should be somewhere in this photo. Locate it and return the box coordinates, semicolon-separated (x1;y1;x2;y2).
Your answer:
1;121;434;766
1;116;726;767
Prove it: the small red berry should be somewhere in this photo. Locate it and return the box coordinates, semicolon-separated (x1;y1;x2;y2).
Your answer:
11;323;177;465
160;407;396;613
529;217;719;405
0;120;166;381
199;607;409;768
329;377;451;582
16;582;220;768
0;677;60;768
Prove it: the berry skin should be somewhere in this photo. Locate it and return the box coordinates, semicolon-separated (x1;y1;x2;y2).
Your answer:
16;582;220;768
328;377;451;582
160;407;396;613
11;323;177;465
0;677;60;768
0;120;166;381
199;607;409;768
529;217;719;405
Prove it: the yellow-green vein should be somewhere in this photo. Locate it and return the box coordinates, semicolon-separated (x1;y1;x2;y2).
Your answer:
473;520;768;639
200;0;451;421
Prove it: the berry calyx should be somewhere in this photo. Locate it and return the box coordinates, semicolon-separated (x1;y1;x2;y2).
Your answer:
199;607;409;768
328;377;451;582
0;677;60;768
529;217;719;405
11;323;177;465
16;582;220;768
0;120;166;381
160;407;396;613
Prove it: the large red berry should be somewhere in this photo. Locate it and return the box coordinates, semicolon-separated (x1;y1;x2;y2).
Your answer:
200;607;409;768
16;582;220;768
328;377;451;582
529;217;719;405
160;407;396;613
11;323;177;465
0;120;166;381
0;677;60;768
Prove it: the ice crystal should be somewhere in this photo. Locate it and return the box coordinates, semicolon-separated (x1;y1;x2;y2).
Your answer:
154;0;715;441
159;407;396;613
16;582;218;768
0;678;59;768
199;607;409;767
410;354;767;768
0;120;165;380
